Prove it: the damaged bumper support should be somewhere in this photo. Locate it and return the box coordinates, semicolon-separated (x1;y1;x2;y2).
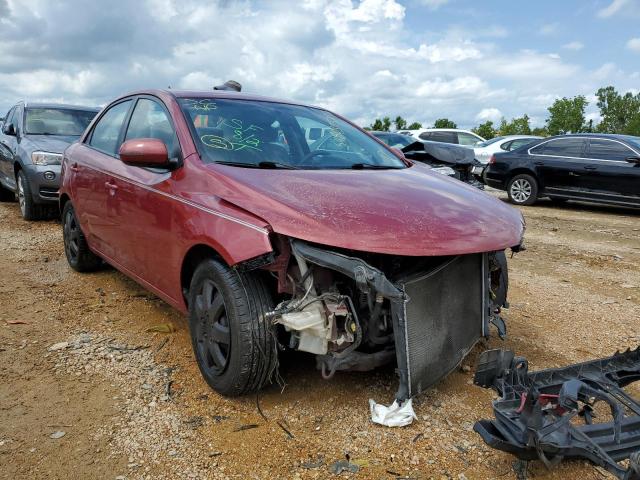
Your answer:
473;348;640;479
287;240;494;401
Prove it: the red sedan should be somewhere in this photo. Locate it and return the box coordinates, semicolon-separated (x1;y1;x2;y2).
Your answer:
60;90;524;399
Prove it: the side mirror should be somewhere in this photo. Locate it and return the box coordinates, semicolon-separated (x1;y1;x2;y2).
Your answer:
119;138;171;168
625;156;640;165
3;123;16;136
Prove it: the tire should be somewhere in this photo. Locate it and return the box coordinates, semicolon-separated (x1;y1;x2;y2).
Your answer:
0;183;14;202
188;258;277;396
16;169;47;220
62;201;102;272
490;251;509;309
507;173;538;206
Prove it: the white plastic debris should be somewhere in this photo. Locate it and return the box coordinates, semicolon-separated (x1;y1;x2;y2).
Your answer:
369;398;417;427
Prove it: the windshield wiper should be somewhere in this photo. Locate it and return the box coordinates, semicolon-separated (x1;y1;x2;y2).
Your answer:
214;160;299;170
257;161;299;170
350;163;403;170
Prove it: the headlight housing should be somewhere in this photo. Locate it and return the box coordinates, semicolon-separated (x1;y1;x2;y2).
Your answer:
31;151;62;166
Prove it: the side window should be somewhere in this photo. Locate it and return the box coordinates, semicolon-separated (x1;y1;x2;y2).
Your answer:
457;132;479;146
89;100;132;155
125;98;179;156
2;107;16;134
509;139;534;151
424;131;456;143
500;140;513;151
588;139;636;161
418;132;433;141
532;138;585;157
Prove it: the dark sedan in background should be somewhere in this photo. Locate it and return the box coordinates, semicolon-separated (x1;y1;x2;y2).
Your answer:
0;102;100;220
484;134;640;207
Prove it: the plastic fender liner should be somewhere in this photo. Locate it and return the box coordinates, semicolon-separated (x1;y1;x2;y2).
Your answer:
473;347;640;480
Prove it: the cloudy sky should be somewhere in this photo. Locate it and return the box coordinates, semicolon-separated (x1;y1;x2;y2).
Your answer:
1;0;639;128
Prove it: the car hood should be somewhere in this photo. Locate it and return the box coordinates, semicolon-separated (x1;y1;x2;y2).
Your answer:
208;162;524;257
23;135;79;154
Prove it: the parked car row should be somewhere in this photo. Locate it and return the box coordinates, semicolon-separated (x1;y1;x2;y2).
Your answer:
390;127;639;209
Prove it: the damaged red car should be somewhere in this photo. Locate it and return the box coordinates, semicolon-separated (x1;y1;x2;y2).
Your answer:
59;90;525;399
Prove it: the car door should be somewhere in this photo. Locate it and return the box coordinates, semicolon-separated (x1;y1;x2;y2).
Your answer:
104;96;182;289
527;137;587;196
0;106;16;185
73;99;134;258
581;138;640;205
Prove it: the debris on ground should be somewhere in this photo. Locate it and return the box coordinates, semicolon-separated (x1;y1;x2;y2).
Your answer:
369;398;417;427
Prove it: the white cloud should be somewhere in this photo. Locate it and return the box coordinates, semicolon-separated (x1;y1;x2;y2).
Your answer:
597;0;631;17
475;108;502;122
563;41;584;51
0;0;637;130
627;37;640;52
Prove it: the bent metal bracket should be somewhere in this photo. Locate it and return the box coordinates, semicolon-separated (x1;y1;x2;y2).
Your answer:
473;347;640;479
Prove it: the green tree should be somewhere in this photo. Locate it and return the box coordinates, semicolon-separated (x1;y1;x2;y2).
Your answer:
433;118;457;129
407;121;422;129
531;126;549;137
369;116;392;131
394;116;407;130
595;86;640;134
498;114;531;135
546;96;588;135
472;121;497;140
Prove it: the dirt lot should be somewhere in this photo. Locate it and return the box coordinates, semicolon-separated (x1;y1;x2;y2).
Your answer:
1;193;639;480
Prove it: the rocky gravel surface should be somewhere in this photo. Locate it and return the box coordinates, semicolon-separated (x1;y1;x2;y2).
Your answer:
1;193;638;479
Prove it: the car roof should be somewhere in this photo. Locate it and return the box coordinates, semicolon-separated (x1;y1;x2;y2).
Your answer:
21;102;100;111
122;89;320;110
553;133;640;141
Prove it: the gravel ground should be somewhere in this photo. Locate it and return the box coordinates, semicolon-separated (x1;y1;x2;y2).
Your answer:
0;192;638;480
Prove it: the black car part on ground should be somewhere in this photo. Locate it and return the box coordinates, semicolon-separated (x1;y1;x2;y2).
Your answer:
473;348;640;479
286;240;498;401
401;140;485;189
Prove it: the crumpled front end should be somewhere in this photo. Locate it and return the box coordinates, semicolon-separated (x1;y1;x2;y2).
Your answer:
264;238;506;400
473;348;640;479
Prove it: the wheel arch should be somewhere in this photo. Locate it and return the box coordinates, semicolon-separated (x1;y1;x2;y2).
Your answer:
180;243;228;305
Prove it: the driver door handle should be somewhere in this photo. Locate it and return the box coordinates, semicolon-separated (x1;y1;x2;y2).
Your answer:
105;181;118;191
583;165;597;170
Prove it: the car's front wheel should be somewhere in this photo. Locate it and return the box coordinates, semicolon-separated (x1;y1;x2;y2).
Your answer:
62;202;102;272
16;170;47;220
507;174;538;206
188;258;277;396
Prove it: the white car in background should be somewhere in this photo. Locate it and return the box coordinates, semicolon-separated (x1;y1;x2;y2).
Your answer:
473;135;542;164
398;128;485;147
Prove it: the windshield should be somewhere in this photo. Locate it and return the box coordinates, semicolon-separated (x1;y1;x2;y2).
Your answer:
25;108;98;136
476;136;506;148
179;98;405;170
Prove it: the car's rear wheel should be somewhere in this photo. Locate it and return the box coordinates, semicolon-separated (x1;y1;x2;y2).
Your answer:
507;174;538;206
16;170;47;220
188;258;277;396
62;202;102;272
